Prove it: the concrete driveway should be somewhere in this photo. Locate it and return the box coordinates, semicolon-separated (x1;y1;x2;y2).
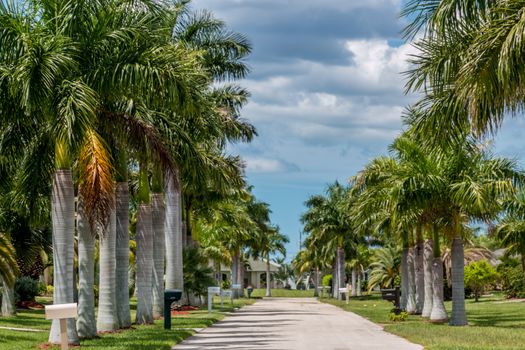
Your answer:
173;298;423;350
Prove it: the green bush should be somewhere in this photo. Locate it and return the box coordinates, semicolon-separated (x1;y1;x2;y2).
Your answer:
500;265;525;298
322;274;332;287
464;260;498;302
37;282;47;296
15;277;39;302
389;311;408;322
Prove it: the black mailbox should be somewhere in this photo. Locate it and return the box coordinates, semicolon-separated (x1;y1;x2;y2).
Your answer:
164;289;183;330
380;287;401;311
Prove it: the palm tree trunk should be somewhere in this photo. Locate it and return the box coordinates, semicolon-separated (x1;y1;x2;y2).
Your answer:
76;196;96;338
337;247;345;300
332;260;338;298
430;227;447;322
49;169;79;344
232;251;240;298
97;201;118;331
136;203;154;324
164;170;184;291
450;236;467;326
265;255;271;297
115;182;131;328
313;268;319;297
152;193;165;319
351;265;357;297
406;247;417;314
400;246;409;311
421;239;433;318
415;226;424;314
357;269;362;297
1;278;15;317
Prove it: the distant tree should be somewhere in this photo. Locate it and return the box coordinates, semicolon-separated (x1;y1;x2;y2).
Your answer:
464;260;498;302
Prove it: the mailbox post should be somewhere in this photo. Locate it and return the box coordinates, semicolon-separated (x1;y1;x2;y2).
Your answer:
163;289;182;330
338;287;349;304
45;303;77;350
207;286;221;313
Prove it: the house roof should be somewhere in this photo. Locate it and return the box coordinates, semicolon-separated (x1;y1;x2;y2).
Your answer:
217;257;280;273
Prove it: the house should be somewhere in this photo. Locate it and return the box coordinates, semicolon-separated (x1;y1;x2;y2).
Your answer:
216;257;281;289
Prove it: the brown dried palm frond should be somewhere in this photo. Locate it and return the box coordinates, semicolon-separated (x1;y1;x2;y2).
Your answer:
78;129;114;231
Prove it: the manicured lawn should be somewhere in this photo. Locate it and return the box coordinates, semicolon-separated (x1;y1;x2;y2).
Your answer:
322;293;525;350
0;297;254;350
249;288;315;298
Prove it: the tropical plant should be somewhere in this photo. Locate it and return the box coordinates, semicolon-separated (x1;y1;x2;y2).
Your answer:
183;247;214;305
368;246;401;291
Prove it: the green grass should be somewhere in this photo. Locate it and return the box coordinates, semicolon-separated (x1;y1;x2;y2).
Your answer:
249;288;315;298
0;297;254;350
322;292;525;350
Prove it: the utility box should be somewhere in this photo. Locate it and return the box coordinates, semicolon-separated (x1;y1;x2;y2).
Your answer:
163;289;183;330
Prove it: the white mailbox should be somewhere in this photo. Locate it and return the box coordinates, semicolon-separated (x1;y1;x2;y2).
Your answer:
338;288;350;304
207;286;222;313
45;303;77;350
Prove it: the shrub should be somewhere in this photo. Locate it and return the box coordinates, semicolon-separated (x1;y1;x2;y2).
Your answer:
46;285;53;296
500;265;525;298
389;311;408;322
322;274;332;287
464;260;498;301
14;277;39;302
37;282;47;296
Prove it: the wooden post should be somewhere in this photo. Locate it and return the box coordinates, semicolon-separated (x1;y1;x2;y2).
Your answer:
59;319;68;350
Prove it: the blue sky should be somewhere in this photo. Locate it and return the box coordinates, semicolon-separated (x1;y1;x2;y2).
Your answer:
192;0;525;261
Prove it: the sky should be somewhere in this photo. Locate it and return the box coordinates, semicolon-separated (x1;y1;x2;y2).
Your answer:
192;0;525;261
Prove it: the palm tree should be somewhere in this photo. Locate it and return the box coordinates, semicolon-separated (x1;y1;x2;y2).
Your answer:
497;193;525;271
135;162;154;325
151;167;165;319
367;246;401;291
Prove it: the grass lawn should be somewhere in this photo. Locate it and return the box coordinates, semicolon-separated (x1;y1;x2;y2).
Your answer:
249;288;315;298
0;297;254;350
322;292;525;350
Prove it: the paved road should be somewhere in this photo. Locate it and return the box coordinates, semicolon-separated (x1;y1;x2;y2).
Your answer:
173;298;423;350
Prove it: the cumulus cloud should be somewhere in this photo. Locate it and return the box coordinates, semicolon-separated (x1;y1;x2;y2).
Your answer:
244;157;300;173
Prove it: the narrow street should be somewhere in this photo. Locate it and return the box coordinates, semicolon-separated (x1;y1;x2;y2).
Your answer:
173;298;423;350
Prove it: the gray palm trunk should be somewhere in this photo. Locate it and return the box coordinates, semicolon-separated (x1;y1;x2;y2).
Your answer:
337;247;345;300
400;247;409;311
76;197;96;338
265;256;271;297
332;260;338;298
313;268;319;297
97;202;118;331
164;171;184;291
152;193;165;319
1;278;15;317
49;169;79;344
450;237;467;326
231;252;240;298
415;235;424;314
115;182;131;328
421;239;434;318
357;269;362;297
136;204;154;324
430;256;448;322
406;247;417;314
351;265;357;297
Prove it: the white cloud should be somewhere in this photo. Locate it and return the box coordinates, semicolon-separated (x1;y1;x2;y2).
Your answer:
244;157;299;173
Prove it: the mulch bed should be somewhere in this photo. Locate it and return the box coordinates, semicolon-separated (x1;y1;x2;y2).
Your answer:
17;300;45;309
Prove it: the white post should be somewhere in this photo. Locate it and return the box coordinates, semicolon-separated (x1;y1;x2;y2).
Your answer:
207;287;220;313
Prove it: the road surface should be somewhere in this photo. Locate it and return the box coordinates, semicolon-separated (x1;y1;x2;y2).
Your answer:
173;298;423;350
